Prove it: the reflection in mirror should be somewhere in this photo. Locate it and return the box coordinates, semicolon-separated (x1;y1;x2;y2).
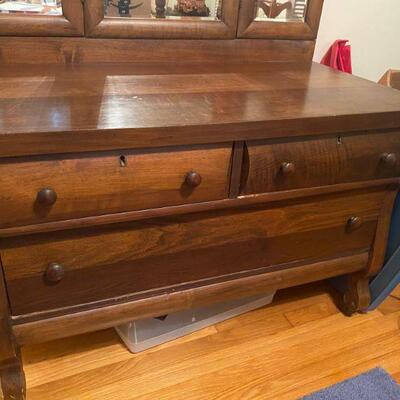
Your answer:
0;0;62;15
255;0;308;22
104;0;222;20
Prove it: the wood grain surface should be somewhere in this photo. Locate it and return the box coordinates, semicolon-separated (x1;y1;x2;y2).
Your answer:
12;253;368;344
1;62;400;158
0;144;232;228
85;0;240;39
243;131;400;194
17;282;400;400
0;4;399;397
0;260;25;399
0;179;397;239
0;37;315;65
1;189;384;316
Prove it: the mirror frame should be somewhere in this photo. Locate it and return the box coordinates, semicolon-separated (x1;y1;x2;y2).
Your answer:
0;0;84;36
237;0;324;40
85;0;240;39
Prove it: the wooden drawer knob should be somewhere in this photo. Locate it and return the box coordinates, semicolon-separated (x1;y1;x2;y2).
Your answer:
45;263;64;283
380;153;397;167
185;171;202;188
280;162;296;176
36;188;57;206
347;216;362;232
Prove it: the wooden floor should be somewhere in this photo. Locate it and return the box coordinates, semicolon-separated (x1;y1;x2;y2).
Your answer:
22;282;400;399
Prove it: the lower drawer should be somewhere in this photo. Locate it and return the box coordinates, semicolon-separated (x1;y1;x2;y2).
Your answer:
1;189;385;316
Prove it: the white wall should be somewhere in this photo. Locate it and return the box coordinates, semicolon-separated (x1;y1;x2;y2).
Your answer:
314;0;400;82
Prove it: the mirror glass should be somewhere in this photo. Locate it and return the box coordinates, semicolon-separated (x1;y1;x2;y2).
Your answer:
255;0;308;22
104;0;222;20
0;0;62;15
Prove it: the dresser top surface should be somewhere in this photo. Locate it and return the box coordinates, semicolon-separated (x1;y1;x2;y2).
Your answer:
1;61;400;157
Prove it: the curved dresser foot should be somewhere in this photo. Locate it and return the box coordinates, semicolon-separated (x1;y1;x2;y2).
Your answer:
337;274;371;316
0;356;26;400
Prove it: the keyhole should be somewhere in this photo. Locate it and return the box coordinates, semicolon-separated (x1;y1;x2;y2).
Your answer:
119;155;127;167
337;136;343;145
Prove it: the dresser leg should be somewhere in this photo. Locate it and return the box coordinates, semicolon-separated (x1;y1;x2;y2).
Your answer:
0;259;26;399
0;353;26;400
331;274;371;316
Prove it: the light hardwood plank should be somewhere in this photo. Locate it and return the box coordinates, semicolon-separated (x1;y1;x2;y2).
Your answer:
21;283;400;400
377;295;400;315
283;301;338;327
390;284;400;299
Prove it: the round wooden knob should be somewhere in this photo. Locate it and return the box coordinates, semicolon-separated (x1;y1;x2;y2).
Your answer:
45;263;64;283
347;216;362;232
185;171;202;188
36;188;57;206
280;162;296;176
380;153;397;167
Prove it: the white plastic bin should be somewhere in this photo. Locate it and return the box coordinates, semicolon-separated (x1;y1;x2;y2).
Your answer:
116;292;275;353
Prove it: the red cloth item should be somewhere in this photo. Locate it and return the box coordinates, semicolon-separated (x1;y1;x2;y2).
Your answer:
320;39;352;74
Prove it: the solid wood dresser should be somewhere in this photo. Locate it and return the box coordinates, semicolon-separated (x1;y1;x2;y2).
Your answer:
1;1;400;398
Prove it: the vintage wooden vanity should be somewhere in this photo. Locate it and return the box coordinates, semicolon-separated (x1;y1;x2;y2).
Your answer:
1;0;400;398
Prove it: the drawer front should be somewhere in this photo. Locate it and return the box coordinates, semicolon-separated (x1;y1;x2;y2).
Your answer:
0;144;232;228
243;131;400;195
1;189;385;316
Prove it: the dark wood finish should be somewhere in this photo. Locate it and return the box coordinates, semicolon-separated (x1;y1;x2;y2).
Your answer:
0;260;25;400
0;5;399;396
381;152;397;167
0;189;384;315
229;141;245;198
0;359;26;400
0;12;399;393
335;274;371;316
1;62;400;159
280;161;296;176
331;186;399;316
44;263;65;284
238;0;324;39
346;216;362;233
0;144;231;229
0;37;315;65
0;0;84;37
36;188;58;207
0;179;397;239
243;131;400;195
12;252;368;345
84;0;240;39
185;171;202;188
365;186;399;277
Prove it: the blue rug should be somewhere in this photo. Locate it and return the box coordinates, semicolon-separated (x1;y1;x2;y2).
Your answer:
301;368;400;399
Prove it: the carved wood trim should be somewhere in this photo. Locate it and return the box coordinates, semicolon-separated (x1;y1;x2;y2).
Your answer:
12;252;368;345
85;0;240;39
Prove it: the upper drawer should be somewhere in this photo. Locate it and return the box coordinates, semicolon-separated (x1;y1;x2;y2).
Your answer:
0;144;232;228
242;131;400;195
